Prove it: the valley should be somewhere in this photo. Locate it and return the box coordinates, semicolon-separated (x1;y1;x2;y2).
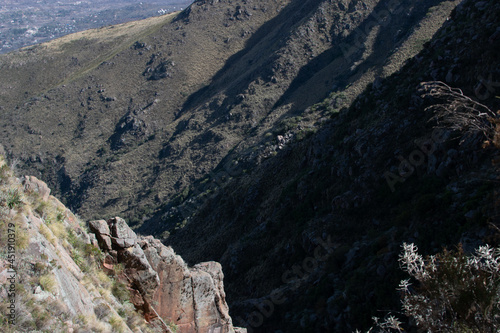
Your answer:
0;0;499;331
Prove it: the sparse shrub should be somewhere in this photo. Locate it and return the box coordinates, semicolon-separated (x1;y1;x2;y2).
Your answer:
56;210;65;222
84;243;104;260
35;201;49;216
33;262;50;275
279;116;302;132
86;314;108;333
39;223;56;245
96;270;112;288
99;287;112;301
358;242;500;332
161;230;171;240
109;314;126;333
72;249;90;272
32;306;51;329
295;128;317;141
398;242;500;332
16;224;30;250
48;299;70;319
67;228;82;248
3;189;23;209
117;307;127;318
48;221;67;239
94;302;112;320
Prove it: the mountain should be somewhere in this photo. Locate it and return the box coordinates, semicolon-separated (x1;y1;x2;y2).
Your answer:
0;0;499;331
162;0;500;331
0;0;461;229
0;157;243;332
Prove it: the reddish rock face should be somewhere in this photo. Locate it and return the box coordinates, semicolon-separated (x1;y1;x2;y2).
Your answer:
90;217;241;333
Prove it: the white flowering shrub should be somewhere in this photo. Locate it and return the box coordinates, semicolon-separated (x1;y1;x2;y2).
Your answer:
398;242;500;332
358;242;500;332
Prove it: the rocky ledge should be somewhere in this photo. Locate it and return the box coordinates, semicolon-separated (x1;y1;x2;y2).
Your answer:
89;216;244;333
0;165;243;333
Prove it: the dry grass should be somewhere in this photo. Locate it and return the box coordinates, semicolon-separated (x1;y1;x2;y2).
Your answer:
39;223;56;245
39;274;58;294
44;13;176;52
109;314;126;333
48;221;67;240
58;13;178;84
87;314;109;333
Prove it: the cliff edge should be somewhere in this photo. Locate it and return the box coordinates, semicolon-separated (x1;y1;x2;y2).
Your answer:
0;155;242;333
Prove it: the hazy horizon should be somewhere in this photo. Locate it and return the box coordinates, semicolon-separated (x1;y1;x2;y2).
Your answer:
0;0;193;53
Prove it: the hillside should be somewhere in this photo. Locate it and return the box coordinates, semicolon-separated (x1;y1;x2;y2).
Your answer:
0;0;499;331
163;0;500;331
0;0;460;226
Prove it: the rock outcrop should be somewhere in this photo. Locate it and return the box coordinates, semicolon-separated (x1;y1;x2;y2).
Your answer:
89;216;241;333
0;158;241;333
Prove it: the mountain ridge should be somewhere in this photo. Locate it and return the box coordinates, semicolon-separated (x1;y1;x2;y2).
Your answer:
0;0;460;227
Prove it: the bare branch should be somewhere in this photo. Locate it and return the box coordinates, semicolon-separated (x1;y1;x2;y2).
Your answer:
418;81;497;143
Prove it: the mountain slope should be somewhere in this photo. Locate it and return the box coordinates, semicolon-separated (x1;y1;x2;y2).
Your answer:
2;0;499;331
161;0;500;331
0;0;459;229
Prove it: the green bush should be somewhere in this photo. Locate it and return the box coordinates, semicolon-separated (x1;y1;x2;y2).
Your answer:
2;189;23;209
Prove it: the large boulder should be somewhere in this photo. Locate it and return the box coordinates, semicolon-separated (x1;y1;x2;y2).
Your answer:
89;218;240;333
88;219;110;235
107;216;137;249
88;220;113;250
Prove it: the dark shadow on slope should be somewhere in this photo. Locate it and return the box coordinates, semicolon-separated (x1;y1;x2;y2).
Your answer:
141;0;453;237
273;0;448;110
180;0;323;113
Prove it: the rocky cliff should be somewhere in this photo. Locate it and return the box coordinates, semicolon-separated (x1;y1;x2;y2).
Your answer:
89;217;238;333
0;156;242;333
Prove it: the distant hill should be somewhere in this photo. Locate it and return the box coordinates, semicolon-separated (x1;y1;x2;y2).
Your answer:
0;0;192;54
